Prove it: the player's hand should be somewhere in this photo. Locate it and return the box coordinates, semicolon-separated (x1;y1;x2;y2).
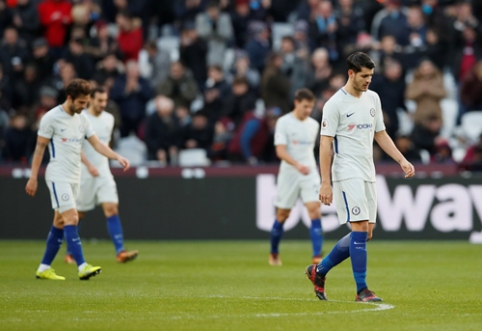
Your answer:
25;178;38;197
116;155;130;171
295;163;310;175
319;183;333;206
400;159;415;178
88;165;100;177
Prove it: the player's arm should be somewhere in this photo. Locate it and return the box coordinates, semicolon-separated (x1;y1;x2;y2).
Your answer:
374;130;415;178
81;151;99;177
275;145;310;175
26;136;50;197
319;135;334;205
87;134;130;171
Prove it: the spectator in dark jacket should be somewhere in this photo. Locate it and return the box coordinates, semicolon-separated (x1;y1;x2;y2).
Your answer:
31;37;55;83
224;76;257;127
145;96;181;165
110;60;153;137
157;61;199;108
63;39;95;80
182;111;214;150
202;65;231;124
261;52;291;113
308;0;339;62
2;113;34;163
370;59;406;138
411;115;442;155
11;0;40;45
180;21;208;89
460;60;482;114
0;26;29;76
244;21;270;73
13;63;41;109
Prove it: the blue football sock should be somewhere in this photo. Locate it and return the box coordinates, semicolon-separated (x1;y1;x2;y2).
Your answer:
64;225;86;266
41;226;64;266
316;233;351;276
310;219;323;257
107;215;125;255
65;221;81;256
270;220;284;254
350;231;368;293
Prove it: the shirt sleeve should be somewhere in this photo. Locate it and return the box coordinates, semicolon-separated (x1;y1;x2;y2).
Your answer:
83;114;96;138
274;118;288;146
374;93;386;133
320;100;339;137
37;113;54;139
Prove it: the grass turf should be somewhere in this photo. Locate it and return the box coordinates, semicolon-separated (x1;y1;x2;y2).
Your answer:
0;240;481;331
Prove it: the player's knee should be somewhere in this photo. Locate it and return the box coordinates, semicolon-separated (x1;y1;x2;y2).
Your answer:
276;211;290;223
103;204;118;217
78;212;86;220
308;209;320;220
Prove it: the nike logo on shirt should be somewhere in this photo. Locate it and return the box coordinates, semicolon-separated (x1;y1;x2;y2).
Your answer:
346;113;355;118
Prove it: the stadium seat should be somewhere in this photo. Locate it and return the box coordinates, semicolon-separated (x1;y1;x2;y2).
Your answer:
179;149;211;167
157;36;180;62
113;135;147;167
460;112;482;143
440;99;458;138
272;23;294;50
223;48;235;72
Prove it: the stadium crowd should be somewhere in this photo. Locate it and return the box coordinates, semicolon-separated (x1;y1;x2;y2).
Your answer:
0;0;481;170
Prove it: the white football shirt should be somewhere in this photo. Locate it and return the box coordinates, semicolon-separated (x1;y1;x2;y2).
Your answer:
320;88;385;182
81;110;115;176
38;105;95;183
274;112;320;173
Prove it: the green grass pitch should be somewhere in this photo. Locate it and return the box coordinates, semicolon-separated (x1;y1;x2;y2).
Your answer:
0;240;481;331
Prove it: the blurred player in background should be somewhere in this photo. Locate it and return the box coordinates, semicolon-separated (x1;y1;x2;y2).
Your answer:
269;88;323;266
65;87;138;264
26;80;130;280
306;52;415;302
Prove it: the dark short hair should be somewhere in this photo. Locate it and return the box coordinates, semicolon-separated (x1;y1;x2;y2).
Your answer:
232;77;249;86
209;65;223;73
90;87;107;98
65;79;92;100
294;88;315;102
347;52;375;73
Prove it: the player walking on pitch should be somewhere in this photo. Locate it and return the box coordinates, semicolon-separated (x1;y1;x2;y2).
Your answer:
64;87;138;264
269;88;324;266
26;79;130;280
306;52;415;301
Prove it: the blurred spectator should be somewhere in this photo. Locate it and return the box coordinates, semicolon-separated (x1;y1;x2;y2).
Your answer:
142;40;171;89
1;113;33;163
229;50;260;88
431;139;454;164
259;107;282;163
209;117;233;162
244;21;270;73
85;20;121;61
0;63;12;110
37;0;72;55
51;61;77;104
335;0;366;51
280;36;310;98
63;38;95;80
182;111;214;150
407;6;427;47
296;0;320;21
116;10;143;62
13;63;40;109
370;59;406;138
418;27;445;70
0;1;12;39
224;76;256;127
248;0;272;21
145;96;180;165
462;134;482;164
196;0;233;66
411;115;442;155
393;135;422;163
33;85;57;120
460;60;482;114
0;26;29;76
157;61;199;109
11;0;39;45
92;52;124;88
306;48;332;96
375;0;409;46
203;65;230;123
270;0;300;22
311;86;336;123
308;0;339;61
180;20;208;89
451;25;482;82
406;59;446;125
110;60;153;137
293;20;310;51
174;0;206;24
175;104;191;128
31;37;55;83
372;34;406;73
230;0;251;48
261;52;291;113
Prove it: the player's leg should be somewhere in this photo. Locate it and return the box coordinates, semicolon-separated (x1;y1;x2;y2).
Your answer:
269;208;290;266
301;174;324;263
65;211;86;264
270;172;299;265
36;211;66;280
305;201;323;263
101;202;139;263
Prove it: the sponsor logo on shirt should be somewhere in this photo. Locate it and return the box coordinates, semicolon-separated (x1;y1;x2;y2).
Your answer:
370;108;376;117
61;138;83;143
322;119;328;129
348;124;373;132
292;140;311;145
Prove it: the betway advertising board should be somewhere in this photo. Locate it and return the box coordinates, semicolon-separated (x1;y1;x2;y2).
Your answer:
256;174;482;242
